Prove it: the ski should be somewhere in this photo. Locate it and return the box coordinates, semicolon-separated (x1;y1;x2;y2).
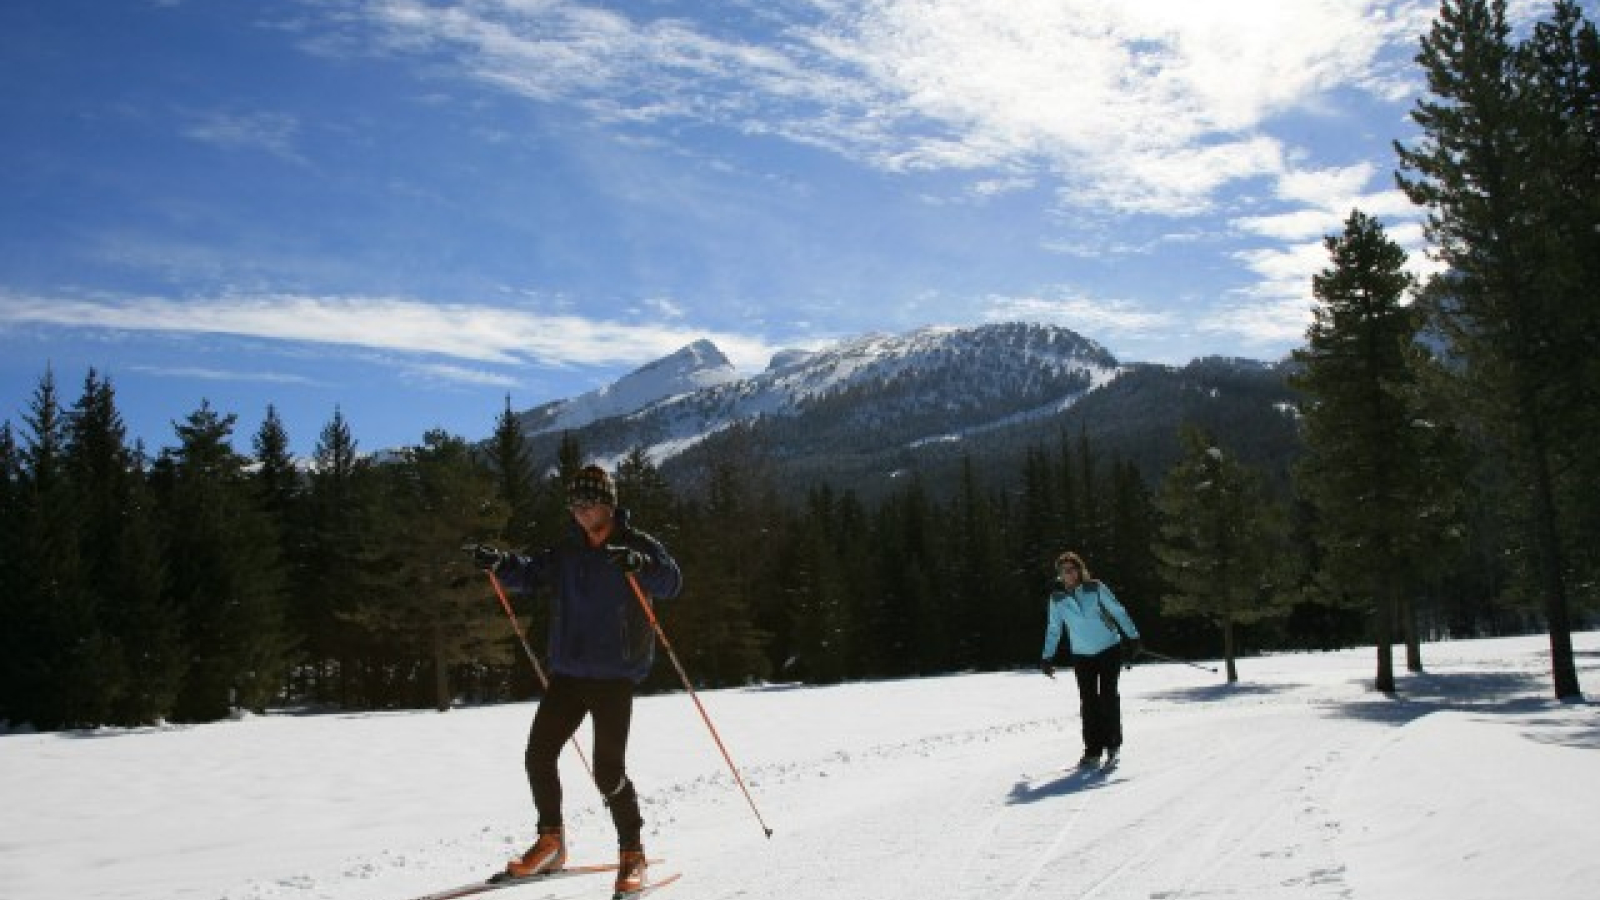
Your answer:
405;860;662;900
614;872;682;900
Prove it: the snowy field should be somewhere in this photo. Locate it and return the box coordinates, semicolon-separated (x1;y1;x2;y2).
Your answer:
4;632;1598;900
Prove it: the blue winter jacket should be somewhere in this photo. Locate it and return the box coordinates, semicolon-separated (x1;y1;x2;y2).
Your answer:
1042;580;1139;660
495;509;683;683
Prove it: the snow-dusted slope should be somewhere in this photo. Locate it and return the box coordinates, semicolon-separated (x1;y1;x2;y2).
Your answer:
522;322;1124;466
516;339;740;435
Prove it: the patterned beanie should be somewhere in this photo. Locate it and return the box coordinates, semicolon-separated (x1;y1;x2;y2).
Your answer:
567;464;618;507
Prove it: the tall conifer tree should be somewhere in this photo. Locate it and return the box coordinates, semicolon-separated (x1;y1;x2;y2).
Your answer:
1153;426;1288;682
487;396;538;548
1395;0;1588;697
352;430;508;710
154;401;292;720
1290;211;1445;692
302;406;373;705
0;423;22;722
66;370;181;723
8;370;97;727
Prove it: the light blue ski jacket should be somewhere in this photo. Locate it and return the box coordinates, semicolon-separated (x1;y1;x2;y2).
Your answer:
1042;580;1140;659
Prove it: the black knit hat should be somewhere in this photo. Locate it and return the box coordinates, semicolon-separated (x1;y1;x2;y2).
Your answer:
567;464;617;507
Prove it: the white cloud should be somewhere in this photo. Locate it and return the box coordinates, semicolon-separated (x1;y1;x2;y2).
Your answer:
1198;295;1312;351
0;291;781;375
825;0;1418;211
640;296;687;319
405;362;521;388
1217;185;1444;350
128;365;319;386
350;0;1433;216
982;290;1179;337
182;110;305;162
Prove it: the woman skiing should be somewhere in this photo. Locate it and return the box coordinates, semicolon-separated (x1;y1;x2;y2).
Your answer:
1040;550;1140;769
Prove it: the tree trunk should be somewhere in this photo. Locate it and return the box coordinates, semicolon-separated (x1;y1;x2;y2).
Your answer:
433;620;451;713
1402;594;1423;674
1523;403;1583;699
1222;618;1238;683
1374;582;1396;693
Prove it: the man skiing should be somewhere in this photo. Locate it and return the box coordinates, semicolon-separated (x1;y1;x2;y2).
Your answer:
472;464;683;898
1040;550;1140;769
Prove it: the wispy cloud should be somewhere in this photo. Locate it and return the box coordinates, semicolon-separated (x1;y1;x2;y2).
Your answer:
1221;156;1441;345
182;110;305;163
981;290;1179;338
349;0;1427;217
405;362;521;389
128;364;320;386
331;0;1449;338
0;292;782;375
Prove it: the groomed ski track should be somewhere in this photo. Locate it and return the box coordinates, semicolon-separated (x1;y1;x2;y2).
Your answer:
5;634;1596;900
660;683;1364;900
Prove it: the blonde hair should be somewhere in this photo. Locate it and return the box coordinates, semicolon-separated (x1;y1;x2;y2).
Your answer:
1056;551;1092;582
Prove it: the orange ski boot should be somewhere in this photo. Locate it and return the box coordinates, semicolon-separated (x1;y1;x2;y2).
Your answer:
505;826;566;878
613;848;648;897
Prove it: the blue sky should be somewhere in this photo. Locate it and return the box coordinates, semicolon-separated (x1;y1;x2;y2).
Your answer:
0;0;1562;457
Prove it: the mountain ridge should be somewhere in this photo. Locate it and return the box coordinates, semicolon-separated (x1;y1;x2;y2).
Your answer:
508;322;1300;498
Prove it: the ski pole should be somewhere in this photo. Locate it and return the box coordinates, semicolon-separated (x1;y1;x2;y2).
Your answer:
483;566;597;781
623;571;775;839
1134;646;1219;674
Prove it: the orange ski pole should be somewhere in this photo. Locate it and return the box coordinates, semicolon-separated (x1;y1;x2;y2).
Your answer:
624;571;774;838
485;567;596;782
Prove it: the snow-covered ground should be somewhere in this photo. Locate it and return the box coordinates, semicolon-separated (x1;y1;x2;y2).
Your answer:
4;632;1597;900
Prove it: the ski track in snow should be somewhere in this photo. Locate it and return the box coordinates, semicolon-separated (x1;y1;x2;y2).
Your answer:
6;634;1598;900
665;697;1374;900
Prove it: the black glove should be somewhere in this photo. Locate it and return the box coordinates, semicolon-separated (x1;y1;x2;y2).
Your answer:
605;545;646;573
1040;659;1056;679
1121;638;1143;664
469;544;506;572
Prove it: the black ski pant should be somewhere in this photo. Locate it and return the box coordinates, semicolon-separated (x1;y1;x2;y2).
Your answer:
1071;647;1124;754
525;675;644;850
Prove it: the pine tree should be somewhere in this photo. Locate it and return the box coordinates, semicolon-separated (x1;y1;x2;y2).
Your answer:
616;446;674;529
153;401;293;720
665;431;773;686
1017;445;1060;575
1395;0;1589;697
7;370;98;727
879;477;946;675
251;405;312;700
0;422;22;722
781;486;859;683
949;456;1025;668
1057;429;1081;549
252;405;299;523
105;464;183;723
1153;426;1290;682
66;370;182;724
487;396;539;548
300;406;375;706
1103;458;1162;646
1521;1;1600;627
350;430;509;710
1290;211;1437;692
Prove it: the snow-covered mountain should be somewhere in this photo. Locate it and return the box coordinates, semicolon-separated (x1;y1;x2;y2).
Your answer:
517;322;1123;467
511;321;1299;496
514;338;740;435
